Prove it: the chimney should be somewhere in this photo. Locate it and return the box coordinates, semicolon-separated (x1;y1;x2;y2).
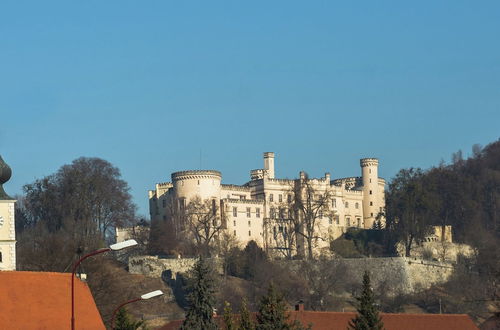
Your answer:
295;301;305;311
263;152;275;179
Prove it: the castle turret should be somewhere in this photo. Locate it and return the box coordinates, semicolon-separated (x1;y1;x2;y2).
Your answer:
172;170;222;202
263;152;275;179
0;155;16;271
361;158;379;229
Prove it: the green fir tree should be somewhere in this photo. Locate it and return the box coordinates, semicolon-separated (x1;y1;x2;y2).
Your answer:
180;257;218;330
349;271;384;330
239;298;255;330
223;301;236;330
114;307;146;330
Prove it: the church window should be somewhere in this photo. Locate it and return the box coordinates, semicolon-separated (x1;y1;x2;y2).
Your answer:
256;208;260;218
233;207;237;217
270;194;274;202
247;207;251;217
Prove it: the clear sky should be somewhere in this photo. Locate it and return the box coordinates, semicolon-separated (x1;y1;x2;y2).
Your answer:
1;1;499;217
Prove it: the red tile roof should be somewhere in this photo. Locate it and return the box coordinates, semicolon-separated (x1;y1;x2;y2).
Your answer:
160;310;478;330
0;271;105;330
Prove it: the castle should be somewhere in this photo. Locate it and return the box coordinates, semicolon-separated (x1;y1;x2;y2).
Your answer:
149;152;385;257
0;156;16;271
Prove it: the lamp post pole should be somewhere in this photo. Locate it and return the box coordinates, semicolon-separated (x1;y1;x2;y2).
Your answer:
111;290;164;330
71;240;137;330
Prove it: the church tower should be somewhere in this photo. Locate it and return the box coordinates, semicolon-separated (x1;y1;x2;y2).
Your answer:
0;156;16;271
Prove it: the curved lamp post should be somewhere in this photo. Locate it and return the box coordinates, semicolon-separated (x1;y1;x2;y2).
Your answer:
71;239;138;330
111;290;164;329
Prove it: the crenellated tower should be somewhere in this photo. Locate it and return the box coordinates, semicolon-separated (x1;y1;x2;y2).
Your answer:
360;158;379;229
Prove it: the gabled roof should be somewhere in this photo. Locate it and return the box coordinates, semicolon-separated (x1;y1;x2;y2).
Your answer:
160;311;478;330
0;271;105;330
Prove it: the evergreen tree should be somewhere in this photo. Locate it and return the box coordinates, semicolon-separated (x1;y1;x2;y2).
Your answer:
256;283;307;330
239;298;255;330
114;307;146;330
180;257;218;330
223;301;236;330
349;271;384;330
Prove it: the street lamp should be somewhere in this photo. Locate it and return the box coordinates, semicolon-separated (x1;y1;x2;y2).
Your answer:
71;239;138;330
111;290;164;329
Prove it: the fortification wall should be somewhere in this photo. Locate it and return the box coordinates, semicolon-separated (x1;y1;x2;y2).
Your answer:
129;256;223;280
332;257;454;294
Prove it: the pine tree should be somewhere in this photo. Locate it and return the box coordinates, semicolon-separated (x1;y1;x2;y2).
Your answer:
114;307;146;330
348;271;384;330
256;283;293;330
223;301;236;330
180;257;218;330
239;298;255;330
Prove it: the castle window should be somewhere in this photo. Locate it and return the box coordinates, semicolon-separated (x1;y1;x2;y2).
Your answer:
248;231;251;236
234;230;236;236
355;202;359;209
345;202;349;208
370;190;372;195
369;169;371;174
240;195;246;200
270;208;276;219
370;179;372;183
256;208;260;218
371;213;374;217
233;221;236;227
197;180;200;185
212;199;217;215
287;194;292;203
247;207;251;217
233;207;237;217
270;194;274;202
248;220;251;226
0;252;2;262
279;208;285;219
162;199;166;208
357;218;361;227
288;209;293;219
329;218;333;225
336;216;340;225
279;226;283;232
279;194;282;202
370;201;373;206
332;199;336;208
346;217;351;226
319;209;323;218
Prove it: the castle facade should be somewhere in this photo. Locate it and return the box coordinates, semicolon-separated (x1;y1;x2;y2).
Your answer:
149;152;385;257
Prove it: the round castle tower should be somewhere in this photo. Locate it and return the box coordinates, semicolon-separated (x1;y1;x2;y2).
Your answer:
360;158;379;229
171;170;222;202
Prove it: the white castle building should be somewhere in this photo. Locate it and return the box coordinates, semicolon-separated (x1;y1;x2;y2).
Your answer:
149;152;385;257
0;156;16;271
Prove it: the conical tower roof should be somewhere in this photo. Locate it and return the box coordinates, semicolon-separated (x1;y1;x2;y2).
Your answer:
0;155;13;200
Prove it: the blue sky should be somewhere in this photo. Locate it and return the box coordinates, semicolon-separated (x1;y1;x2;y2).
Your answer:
1;1;499;217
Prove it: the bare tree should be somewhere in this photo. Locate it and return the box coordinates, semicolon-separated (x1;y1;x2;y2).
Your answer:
185;197;224;257
291;173;332;259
